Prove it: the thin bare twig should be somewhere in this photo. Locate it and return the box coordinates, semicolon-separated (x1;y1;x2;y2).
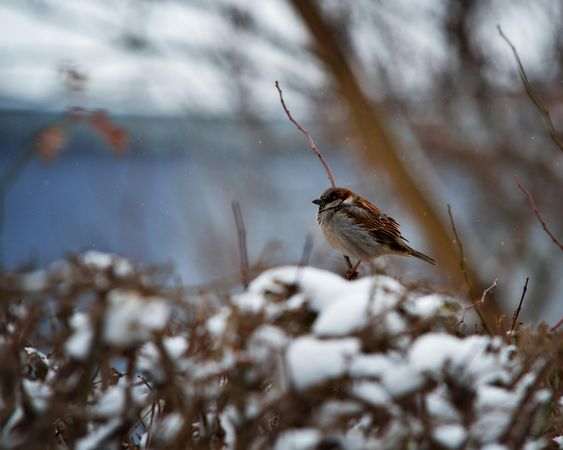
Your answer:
514;176;563;251
550;317;563;333
448;205;491;331
457;279;497;335
497;25;563;153
275;81;355;275
231;201;250;289
294;233;314;285
474;279;496;335
511;277;529;332
298;233;314;269
274;81;336;187
447;204;474;298
549;317;563;333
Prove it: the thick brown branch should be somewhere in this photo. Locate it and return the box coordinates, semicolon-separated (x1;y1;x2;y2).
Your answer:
274;81;336;188
498;26;563;153
514;176;563;251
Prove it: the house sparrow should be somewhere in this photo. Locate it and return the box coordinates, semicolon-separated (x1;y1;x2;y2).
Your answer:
313;187;435;276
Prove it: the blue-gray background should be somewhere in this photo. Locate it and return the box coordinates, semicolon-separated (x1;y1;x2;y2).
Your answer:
1;1;562;322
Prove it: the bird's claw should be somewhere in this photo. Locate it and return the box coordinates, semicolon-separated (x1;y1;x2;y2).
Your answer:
346;268;359;280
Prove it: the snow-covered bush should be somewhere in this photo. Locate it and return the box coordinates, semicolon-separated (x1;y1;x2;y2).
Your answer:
0;253;561;449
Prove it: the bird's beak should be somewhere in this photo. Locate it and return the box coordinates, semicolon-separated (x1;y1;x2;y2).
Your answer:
312;198;322;205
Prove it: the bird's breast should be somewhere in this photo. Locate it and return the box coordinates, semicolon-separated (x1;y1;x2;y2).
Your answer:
317;209;382;260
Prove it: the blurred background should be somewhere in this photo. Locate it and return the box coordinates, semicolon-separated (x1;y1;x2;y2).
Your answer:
0;0;561;322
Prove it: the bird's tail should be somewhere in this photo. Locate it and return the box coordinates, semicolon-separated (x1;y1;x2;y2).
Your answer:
406;246;435;265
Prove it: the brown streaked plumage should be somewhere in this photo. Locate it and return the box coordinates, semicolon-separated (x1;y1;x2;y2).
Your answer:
312;187;435;272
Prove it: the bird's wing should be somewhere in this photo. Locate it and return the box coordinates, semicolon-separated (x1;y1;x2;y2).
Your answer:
342;201;410;248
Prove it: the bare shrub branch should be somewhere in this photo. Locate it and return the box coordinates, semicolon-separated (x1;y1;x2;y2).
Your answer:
447;204;474;297
550;317;563;333
498;25;563;153
1;254;560;447
447;203;494;332
294;233;314;285
511;277;529;332
457;279;497;335
515;176;563;251
232;201;250;288
274;81;336;188
298;233;314;269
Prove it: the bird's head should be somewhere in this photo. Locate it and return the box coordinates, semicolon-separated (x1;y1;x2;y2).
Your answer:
312;187;355;211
